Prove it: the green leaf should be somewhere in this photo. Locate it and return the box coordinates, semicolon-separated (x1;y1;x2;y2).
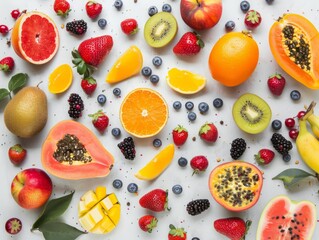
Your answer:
0;88;10;102
8;73;28;92
272;168;315;189
39;222;86;240
31;192;74;230
77;61;87;75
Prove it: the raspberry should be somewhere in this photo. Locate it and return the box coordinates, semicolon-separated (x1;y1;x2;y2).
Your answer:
230;138;247;160
186;199;210;216
117;137;136;160
66;20;87;35
68;93;84;119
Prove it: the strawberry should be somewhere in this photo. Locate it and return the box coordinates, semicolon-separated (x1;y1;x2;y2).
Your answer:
139;189;169;212
120;18;138;35
85;1;103;19
0;57;14;72
214;217;252;240
173;32;204;55
190;155;209;175
81;77;97;95
88;110;109;132
267;73;286;96
244;10;262;30
168;224;187;240
198;123;218;143
255;148;275;165
8;144;27;165
172;125;188;146
53;0;71;17
138;215;158;233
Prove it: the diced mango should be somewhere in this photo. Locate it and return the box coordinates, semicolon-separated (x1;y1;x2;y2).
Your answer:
100;216;115;232
82;190;98;209
107;193;119;205
100;196;113;211
78;200;88;216
95;186;107;201
107;204;121;225
88;204;105;223
79;214;95;231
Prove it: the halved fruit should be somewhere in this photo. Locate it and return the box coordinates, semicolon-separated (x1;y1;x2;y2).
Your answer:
166;68;206;94
135;144;175;180
48;64;73;94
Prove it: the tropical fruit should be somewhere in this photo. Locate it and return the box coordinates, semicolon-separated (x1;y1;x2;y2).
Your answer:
208;31;259;87
41;120;114;180
135;144;175;180
4;86;48;138
120;88;168;138
269;13;319;89
48;64;73;94
166;68;207;94
256;195;316;240
144;12;178;48
209;161;263;212
78;186;121;234
232;93;272;134
106;45;143;83
11;11;59;64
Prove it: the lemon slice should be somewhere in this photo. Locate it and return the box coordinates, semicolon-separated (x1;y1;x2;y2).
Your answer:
135;144;175;180
48;64;73;94
166;68;206;94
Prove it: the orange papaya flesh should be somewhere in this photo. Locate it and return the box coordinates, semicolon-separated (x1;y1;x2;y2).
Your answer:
41;120;114;180
269;13;319;89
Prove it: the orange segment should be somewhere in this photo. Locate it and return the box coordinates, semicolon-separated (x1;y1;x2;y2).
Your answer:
166;68;206;94
48;64;73;94
120;88;168;138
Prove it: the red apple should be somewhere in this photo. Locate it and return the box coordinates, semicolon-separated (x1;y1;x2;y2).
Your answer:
11;168;53;209
180;0;222;30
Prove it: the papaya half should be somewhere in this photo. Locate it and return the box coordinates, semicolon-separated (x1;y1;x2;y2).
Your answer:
41;120;114;180
269;13;319;89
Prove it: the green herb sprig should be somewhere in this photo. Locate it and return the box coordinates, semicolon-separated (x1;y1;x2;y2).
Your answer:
0;73;28;102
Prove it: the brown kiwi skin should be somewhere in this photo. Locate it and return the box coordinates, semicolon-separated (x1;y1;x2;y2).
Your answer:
232;93;272;134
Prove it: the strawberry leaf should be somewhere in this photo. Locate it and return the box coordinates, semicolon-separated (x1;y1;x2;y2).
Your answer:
8;73;28;93
39;222;86;240
0;88;10;102
272;168;316;189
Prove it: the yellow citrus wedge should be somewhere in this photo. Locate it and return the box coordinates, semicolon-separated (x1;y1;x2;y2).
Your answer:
106;45;143;83
166;68;206;94
48;64;73;94
135;144;175;180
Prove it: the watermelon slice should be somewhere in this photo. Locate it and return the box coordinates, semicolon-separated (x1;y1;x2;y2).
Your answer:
256;195;316;240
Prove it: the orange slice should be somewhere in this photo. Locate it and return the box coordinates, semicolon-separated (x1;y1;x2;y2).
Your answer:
135;144;175;180
120;88;168;138
48;64;73;94
166;68;206;94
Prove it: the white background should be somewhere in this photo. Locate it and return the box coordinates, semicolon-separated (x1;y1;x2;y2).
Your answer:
1;0;319;239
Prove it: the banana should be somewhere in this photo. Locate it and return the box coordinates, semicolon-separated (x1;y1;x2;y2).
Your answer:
305;102;319;138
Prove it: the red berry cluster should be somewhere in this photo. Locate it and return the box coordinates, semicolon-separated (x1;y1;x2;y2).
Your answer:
284;110;305;140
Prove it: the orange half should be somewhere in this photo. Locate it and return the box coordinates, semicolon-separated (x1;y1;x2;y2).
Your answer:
48;64;73;94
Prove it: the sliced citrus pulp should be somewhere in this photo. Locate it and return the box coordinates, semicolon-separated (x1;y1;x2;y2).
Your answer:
106;45;143;83
120;88;168;138
166;68;206;94
11;11;59;65
135;144;175;180
48;64;73;94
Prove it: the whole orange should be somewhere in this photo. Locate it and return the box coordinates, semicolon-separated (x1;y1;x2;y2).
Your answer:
208;31;259;87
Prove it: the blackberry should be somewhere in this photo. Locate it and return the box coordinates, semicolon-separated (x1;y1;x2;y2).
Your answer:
68;93;84;119
66;20;87;35
186;199;210;216
271;133;293;157
118;137;136;160
230;138;246;160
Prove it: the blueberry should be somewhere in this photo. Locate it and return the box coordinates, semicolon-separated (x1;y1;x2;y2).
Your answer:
213;98;223;108
172;184;183;195
113;87;121;97
114;0;123;10
112;179;123;189
225;20;235;31
98;18;107;29
162;3;172;12
185;101;194;110
173;101;182;110
111;127;121;137
271;119;282;131
290;90;301;101
240;1;250;12
266;0;274;4
152;56;162;67
198;102;209;114
150;74;159;84
188;112;197;121
178;157;188;167
148;6;158;16
283;154;291;162
127;183;138;193
153;138;162;148
141;66;152;77
97;94;107;105
192;238;200;240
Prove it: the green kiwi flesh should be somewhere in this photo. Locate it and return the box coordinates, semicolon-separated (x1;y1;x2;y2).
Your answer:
144;12;178;48
232;93;272;134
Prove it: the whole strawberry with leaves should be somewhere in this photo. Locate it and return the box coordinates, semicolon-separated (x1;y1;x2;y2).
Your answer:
168;224;187;240
121;18;138;35
88;110;109;133
267;73;286;96
138;215;158;233
139;189;169;212
0;57;14;72
190;155;209;175
255;149;275;165
86;1;103;19
81;77;97;95
8;144;27;165
173;32;204;55
214;217;252;240
172;125;188;146
244;10;262;29
53;0;71;17
199;122;218;143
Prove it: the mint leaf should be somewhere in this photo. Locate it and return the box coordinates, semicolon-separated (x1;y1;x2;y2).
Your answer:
39;222;86;240
0;88;10;102
272;168;316;189
31;191;74;230
8;73;28;92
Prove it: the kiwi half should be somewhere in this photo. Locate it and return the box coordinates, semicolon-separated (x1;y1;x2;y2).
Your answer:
144;12;178;48
232;93;272;134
